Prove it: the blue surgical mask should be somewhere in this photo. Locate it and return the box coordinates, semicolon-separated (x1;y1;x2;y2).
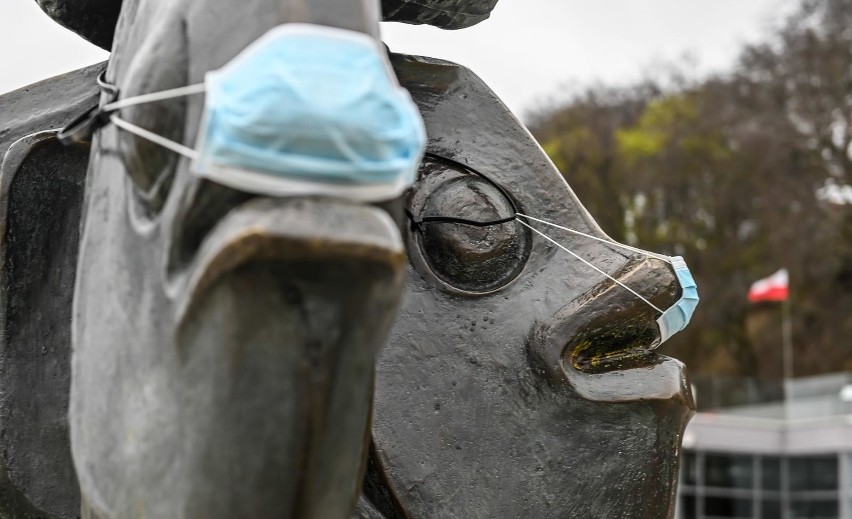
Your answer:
91;24;427;202
656;256;699;344
514;214;699;347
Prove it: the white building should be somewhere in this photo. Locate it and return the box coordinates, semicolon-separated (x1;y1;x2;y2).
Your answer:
676;372;852;519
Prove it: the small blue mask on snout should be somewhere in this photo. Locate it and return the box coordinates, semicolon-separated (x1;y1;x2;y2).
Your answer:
516;215;700;348
656;256;699;345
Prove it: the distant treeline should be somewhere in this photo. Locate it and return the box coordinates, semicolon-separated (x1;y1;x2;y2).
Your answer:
529;0;852;379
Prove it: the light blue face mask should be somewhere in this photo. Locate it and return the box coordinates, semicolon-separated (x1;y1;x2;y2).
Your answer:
515;215;699;347
99;24;427;202
656;256;700;344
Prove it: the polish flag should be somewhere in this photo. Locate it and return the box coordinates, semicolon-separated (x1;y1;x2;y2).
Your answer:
748;269;789;303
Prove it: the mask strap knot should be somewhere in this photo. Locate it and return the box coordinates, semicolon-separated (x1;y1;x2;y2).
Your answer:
57;71;121;145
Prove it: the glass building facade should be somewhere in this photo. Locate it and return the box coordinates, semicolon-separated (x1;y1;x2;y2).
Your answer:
676;373;852;519
677;451;851;518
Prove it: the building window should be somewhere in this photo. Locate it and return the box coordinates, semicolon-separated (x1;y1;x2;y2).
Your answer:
680;494;697;519
705;453;753;489
789;498;839;518
683;451;698;486
760;499;781;519
789;456;838;492
679;451;843;519
761;456;781;491
704;496;752;517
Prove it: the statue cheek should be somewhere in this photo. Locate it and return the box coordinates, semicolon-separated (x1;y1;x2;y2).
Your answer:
116;14;189;214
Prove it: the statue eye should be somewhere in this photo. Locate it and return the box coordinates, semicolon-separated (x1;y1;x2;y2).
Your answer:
412;175;530;293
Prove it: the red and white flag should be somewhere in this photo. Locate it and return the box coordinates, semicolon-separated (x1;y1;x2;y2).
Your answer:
748;269;789;303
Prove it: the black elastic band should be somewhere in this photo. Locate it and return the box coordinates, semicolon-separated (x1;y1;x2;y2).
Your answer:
406;153;520;232
407;213;517;232
57;71;120;146
422;153;520;214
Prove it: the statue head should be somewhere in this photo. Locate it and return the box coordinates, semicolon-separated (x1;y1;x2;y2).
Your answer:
69;1;409;517
16;0;693;516
356;54;694;518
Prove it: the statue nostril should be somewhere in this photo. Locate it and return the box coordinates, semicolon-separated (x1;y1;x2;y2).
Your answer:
569;302;663;374
528;257;681;381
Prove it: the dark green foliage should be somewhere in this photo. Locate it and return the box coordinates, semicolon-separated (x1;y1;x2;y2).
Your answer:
530;0;852;379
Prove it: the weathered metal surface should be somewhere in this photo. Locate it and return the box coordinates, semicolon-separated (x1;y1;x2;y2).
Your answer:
355;54;694;519
0;133;88;519
0;65;104;519
35;0;122;49
0;1;693;517
382;0;499;29
0;62;105;157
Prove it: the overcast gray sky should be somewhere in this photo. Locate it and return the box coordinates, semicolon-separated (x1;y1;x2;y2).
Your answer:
1;0;792;115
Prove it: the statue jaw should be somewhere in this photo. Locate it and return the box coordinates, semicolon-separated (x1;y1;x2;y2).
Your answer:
71;185;408;517
170;198;407;517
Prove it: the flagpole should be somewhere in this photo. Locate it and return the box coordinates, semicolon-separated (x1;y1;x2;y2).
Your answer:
748;268;792;410
782;296;793;417
781;298;793;381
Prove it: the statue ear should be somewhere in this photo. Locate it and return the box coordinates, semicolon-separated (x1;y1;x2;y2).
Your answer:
35;0;122;50
381;0;499;29
0;61;103;517
0;131;89;519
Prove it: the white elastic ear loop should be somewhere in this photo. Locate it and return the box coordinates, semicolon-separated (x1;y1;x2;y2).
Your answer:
516;213;672;264
103;83;206;112
110;115;200;161
516;218;664;314
104;84;206;162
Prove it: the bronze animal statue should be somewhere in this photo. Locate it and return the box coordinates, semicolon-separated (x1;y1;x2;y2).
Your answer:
0;1;694;517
